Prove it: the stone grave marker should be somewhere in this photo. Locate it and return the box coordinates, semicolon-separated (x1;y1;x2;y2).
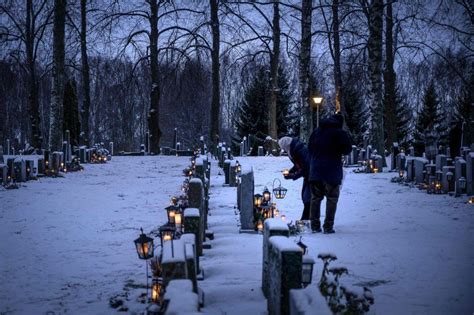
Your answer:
455;158;467;195
267;236;302;315
223;159;231;185
13;158;26;182
0;163;8;184
466;153;474;195
0;145;3;163
262;219;290;298
442;166;455;193
229;160;237;187
435;154;447;171
239;166;255;231
161;239;187;287
258;146;264;156
184;208;203;257
406;158;414;181
413;157;429;183
391;143;399;170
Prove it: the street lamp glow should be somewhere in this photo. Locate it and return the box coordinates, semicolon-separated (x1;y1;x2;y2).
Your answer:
312;96;323;105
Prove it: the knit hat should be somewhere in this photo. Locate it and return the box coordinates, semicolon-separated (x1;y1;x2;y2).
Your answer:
278;137;293;157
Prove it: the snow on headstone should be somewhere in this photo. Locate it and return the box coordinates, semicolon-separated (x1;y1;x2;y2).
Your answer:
442;165;455;193
267;236;303;315
413;157;429;183
162;239;187;287
466;153;474;195
258;146;264;156
164;279;199;314
184;208;202;257
223;159;231;185
262;219;290;298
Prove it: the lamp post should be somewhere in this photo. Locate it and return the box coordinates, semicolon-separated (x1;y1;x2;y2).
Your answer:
312;96;324;128
134;228;154;300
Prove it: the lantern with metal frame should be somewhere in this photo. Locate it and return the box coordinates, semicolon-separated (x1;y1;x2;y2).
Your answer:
134;228;154;300
159;225;176;247
151;278;163;304
253;194;263;208
165;205;180;225
302;255;315;287
272;178;288;199
262;187;271;203
236;160;241;173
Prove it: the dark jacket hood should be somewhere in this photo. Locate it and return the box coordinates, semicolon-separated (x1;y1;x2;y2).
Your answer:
320;113;344;129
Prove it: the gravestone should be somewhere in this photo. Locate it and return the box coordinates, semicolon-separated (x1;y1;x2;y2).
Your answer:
408;146;415;156
109;142;114;156
239;167;255;231
462;148;471;161
163;280;199;314
267;236;302;315
65;130;71;162
223;160;231;185
435;154;447;171
240;142;244;156
7;158;15;179
374;155;384;172
350;146;358;165
79;146;86;163
162;147;171;155
262;219;290;298
0;164;8;185
229;160;237;187
258;146;264;156
366;145;372;160
145;131;150;154
396;153;406;172
442;166;455;193
37;157;45;175
425;163;436;183
161;239;187;287
466;153;474;195
6;139;10;155
188;178;206;237
13;158;26;182
184;208;202;257
181;233;199;289
455;158;467;195
173;128;178;150
406;158;415;181
0;145;3;163
200;136;205;155
413;157;429;183
51;152;63;175
62;141;69;164
391;143;399;170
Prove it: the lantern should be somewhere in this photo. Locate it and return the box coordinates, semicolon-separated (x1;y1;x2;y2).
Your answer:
261;205;273;219
262;187;271;202
175;212;183;233
236;160;241;173
468;197;474;204
170;196;178;205
273;185;288;199
254;194;263;207
166;205;180;225
373;167;379;173
159;225;176;246
399;170;404;178
428;175;436;194
302;256;315;287
282;169;289;177
151;278;163;303
257;220;264;233
134;228;154;260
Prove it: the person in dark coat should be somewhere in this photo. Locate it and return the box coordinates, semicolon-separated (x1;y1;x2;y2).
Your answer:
308;113;352;233
279;137;311;220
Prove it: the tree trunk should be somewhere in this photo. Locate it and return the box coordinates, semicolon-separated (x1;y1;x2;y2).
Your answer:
26;0;42;150
148;0;161;153
49;0;67;151
269;0;280;141
384;0;397;146
332;0;344;117
299;0;312;143
210;0;220;150
368;0;384;156
80;0;91;146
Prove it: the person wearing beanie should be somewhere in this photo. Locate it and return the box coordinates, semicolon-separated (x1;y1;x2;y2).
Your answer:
308;112;352;233
279;137;311;220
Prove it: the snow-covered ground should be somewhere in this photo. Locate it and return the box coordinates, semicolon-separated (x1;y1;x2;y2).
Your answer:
1;156;473;314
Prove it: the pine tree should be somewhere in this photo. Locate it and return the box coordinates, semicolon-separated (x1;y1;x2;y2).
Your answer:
414;81;442;156
234;66;269;139
450;71;474;155
63;80;81;147
344;83;367;146
276;66;297;137
394;86;412;150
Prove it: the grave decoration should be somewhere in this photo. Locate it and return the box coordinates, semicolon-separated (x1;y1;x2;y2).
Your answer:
253;179;287;232
151;278;163;304
468;197;474;204
134;228;155;300
159;225;177;247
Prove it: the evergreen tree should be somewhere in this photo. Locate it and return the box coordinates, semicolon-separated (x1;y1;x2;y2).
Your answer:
276;66;297;137
394;86;412;150
63;79;81;147
234;66;269;138
413;81;442;156
450;71;474;155
343;78;367;146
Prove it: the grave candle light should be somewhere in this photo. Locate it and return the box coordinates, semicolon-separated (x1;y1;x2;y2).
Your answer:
262;187;271;203
151;278;163;303
174;212;183;233
281;215;286;222
254;194;263;207
166;205;180;225
134;228;154;260
282;169;289;177
257;220;263;233
236;160;241;173
159;225;176;247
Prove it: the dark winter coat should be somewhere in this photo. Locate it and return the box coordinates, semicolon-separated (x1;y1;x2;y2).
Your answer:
288;138;311;204
308;114;352;185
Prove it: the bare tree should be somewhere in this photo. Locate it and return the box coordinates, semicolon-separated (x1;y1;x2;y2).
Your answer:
0;0;53;150
49;0;67;151
80;0;91;145
384;0;397;146
367;0;385;155
299;0;313;142
209;0;220;151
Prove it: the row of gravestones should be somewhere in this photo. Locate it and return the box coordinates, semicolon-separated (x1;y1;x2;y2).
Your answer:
0;140;110;187
151;155;211;314
236;165;315;315
395;145;474;197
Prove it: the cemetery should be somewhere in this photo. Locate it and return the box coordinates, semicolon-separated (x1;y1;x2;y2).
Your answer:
1;1;472;314
1;137;473;314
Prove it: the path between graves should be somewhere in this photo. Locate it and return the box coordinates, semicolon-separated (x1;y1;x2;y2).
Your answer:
199;159;267;315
